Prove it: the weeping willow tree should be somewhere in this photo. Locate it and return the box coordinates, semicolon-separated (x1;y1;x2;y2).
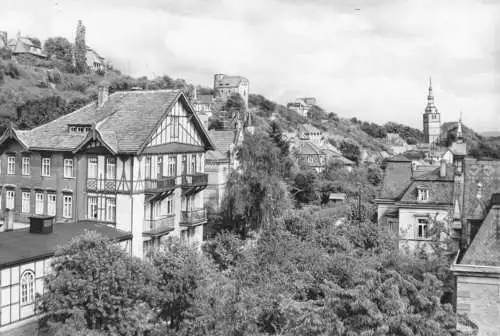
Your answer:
220;130;292;238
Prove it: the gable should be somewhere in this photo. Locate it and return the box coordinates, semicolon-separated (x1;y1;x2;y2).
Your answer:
146;100;203;148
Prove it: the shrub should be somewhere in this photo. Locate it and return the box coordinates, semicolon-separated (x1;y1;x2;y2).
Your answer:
4;62;20;79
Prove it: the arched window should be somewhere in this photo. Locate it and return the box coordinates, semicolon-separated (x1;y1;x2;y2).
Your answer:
21;270;35;305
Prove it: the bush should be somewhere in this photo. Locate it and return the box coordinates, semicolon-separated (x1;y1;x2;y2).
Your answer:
4;62;20;79
203;231;245;271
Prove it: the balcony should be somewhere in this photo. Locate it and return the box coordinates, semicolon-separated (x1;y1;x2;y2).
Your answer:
181;173;208;188
180;208;207;226
144;177;176;193
143;214;175;236
87;178;117;192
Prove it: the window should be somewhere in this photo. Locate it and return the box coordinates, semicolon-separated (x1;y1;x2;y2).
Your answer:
197;154;203;172
417;218;429;239
20;271;35;305
106;198;116;222
167;196;174;214
22;192;30;213
6;190;14;210
7;156;15;175
47;193;56;216
22;157;30;176
156;156;162;178
417;187;429;202
105;157;116;180
35;192;44;214
145;157;151;179
191;154;197;174
168;156;177;176
88;196;98;220
387;219;397;233
64;159;74;178
63;195;72;218
88;156;98;179
41;158;51;176
170;116;180;138
153;201;161;219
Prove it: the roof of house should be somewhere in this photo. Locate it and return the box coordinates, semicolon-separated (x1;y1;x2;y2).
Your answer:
379;160;413;199
330;155;355;166
462;159;500;220
297;141;325;156
205;150;229;162
8;36;46;57
209;130;237;153
0;90;214;154
0;221;132;268
194;95;214;104
461;205;500;267
215;75;248;88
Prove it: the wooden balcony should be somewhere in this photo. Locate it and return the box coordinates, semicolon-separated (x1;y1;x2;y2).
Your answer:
143;214;175;236
180;208;207;226
181;173;208;188
87;178;117;192
144;177;176;193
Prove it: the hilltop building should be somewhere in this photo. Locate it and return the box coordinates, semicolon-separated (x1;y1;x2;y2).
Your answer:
213;74;249;107
287;97;317;118
7;32;47;59
191;89;214;117
0;88;214;259
86;47;105;73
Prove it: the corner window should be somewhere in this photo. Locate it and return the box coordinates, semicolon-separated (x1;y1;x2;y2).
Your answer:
20;271;35;305
88;196;98;220
106;197;116;222
22;157;30;176
105;157;116;180
64;159;74;178
7;156;15;175
417;218;429;239
88;156;98;179
41;158;51;177
63;194;73;218
168;156;177;176
145;156;151;179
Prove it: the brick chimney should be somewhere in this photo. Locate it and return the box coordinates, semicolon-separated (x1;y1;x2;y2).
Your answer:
440;159;446;178
97;83;109;108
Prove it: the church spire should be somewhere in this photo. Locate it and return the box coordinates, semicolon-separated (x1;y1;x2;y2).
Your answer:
425;76;438;114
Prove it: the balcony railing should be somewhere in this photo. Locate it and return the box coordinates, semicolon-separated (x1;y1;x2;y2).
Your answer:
87;178;117;192
180;208;207;226
143;214;175;235
144;177;176;192
181;173;208;188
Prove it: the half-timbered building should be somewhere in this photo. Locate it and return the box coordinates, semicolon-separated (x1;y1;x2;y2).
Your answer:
0;86;214;258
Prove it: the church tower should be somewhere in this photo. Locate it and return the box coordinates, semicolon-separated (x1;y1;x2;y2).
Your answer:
423;78;441;144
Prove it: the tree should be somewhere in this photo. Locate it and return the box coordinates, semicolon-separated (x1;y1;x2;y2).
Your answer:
268;121;293;178
339;140;361;164
292;170;318;204
74;20;87;74
223;93;246;123
44;37;73;64
39;231;158;335
220;130;292;238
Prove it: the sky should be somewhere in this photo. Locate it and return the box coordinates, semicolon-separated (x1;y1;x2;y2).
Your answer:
2;0;500;132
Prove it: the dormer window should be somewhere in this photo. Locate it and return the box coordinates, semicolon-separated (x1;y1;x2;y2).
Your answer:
417;186;429;202
68;124;92;134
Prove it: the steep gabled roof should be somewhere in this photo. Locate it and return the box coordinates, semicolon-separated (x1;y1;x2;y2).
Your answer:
461;205;500;266
215;75;248;88
0;90;214;154
297;141;325;156
379;160;413;200
209;130;237;153
399;180;453;205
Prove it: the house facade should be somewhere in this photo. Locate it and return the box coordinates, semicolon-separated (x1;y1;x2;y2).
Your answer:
86;47;105;73
0;221;131;334
0;88;214;259
287;97;317;118
213;74;249;107
7;33;46;59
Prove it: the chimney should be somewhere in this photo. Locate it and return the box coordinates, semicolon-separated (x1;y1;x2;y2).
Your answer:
440;159;446;178
97;84;109;108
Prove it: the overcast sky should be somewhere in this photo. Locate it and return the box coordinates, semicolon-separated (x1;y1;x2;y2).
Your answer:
2;0;500;131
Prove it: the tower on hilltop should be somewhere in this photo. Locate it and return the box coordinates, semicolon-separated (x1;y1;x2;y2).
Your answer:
423;77;441;144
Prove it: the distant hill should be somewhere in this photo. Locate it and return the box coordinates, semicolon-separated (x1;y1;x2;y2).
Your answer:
481;131;500;138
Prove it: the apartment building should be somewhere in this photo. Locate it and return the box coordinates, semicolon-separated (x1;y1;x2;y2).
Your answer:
0;87;214;258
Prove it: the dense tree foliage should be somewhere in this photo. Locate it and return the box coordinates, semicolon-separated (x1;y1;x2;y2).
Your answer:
339;140;361;164
383;121;424;144
360;121;387;138
44;37;73;65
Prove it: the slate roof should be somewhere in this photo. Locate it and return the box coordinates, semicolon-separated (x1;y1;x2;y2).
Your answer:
461;205;500;266
379;160;413;199
1;90;214;154
215;75;248;88
0;221;131;268
297;141;325;156
206;150;229;163
399;181;453;204
209;130;236;153
462;158;500;220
